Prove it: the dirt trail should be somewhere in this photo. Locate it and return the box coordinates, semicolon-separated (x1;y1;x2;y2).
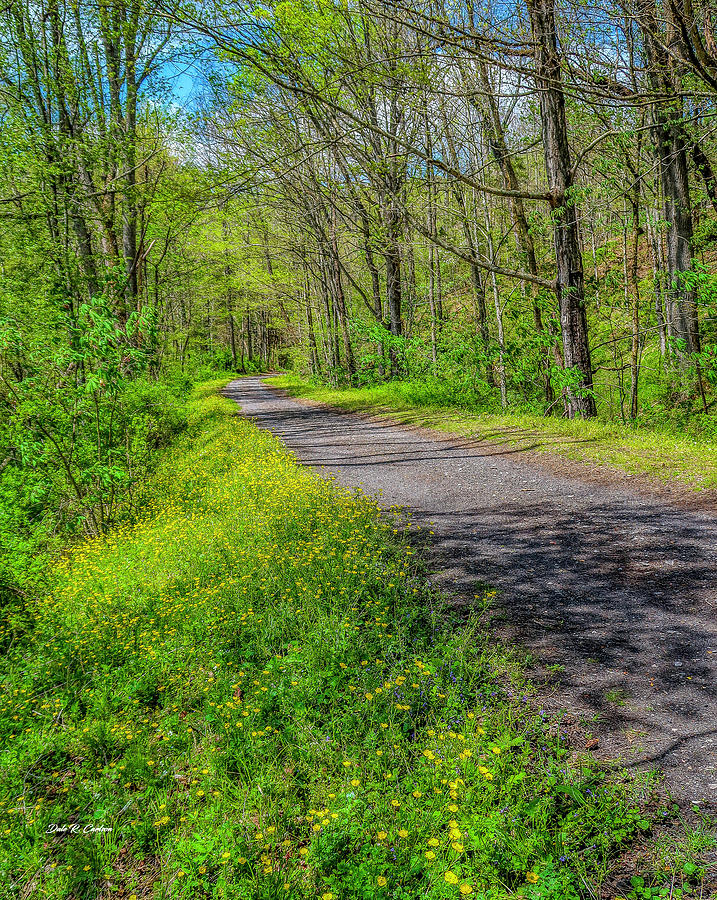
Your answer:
226;376;717;807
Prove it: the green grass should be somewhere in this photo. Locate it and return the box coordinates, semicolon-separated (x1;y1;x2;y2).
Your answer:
0;381;712;899
267;376;717;491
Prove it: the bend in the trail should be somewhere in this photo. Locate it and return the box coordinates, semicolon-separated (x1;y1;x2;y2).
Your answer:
225;376;717;808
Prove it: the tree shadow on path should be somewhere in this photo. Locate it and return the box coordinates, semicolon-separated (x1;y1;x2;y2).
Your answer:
226;378;717;807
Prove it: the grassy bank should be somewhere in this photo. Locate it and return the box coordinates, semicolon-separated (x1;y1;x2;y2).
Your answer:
0;382;707;899
268;376;717;492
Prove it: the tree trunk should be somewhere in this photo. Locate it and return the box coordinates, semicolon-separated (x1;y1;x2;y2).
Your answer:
483;199;507;407
645;207;668;356
330;208;355;378
628;197;642;419
638;0;700;359
384;208;402;338
306;286;321;377
244;312;253;362
227;305;238;369
528;0;597;417
384;195;403;374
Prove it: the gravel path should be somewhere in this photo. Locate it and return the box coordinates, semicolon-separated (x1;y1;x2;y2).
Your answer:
226;376;717;807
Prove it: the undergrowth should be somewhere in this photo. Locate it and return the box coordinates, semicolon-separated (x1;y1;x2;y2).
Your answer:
0;381;706;899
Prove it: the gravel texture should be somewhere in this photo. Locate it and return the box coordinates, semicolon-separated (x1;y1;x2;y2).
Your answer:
225;376;717;807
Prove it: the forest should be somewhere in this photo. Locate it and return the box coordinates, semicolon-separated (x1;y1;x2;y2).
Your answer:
2;0;717;897
4;0;717;560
